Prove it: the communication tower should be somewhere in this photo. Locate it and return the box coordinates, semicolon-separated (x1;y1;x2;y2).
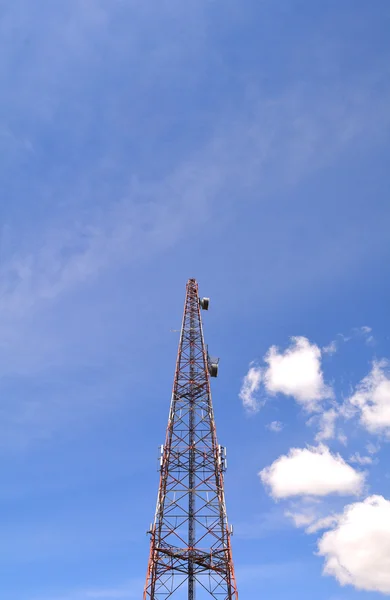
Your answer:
143;278;238;599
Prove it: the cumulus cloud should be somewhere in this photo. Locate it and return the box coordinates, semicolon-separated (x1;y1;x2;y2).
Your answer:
349;360;390;435
318;495;390;594
263;337;333;411
267;421;284;433
260;445;364;499
239;365;262;413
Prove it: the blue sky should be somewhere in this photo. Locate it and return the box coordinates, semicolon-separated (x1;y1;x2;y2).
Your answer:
1;0;390;598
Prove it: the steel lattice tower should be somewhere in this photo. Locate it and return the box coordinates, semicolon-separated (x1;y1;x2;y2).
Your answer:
143;279;238;600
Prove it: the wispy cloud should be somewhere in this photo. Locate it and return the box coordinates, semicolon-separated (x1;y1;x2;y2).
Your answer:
236;560;307;584
349;452;374;466
239;365;262;413
314;409;338;442
267;420;284;433
29;580;143;600
234;507;290;539
322;340;338;355
1;68;389;327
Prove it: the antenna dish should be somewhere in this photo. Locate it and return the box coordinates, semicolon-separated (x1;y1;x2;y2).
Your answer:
200;297;210;310
208;354;219;377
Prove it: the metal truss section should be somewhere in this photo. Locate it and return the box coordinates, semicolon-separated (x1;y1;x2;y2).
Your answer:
143;279;238;600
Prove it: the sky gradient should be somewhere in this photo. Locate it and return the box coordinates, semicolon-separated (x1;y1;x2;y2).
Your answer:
1;1;390;599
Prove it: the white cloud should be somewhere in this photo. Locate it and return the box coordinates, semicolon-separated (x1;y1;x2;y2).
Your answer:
267;421;284;433
349;360;390;435
263;337;333;411
260;445;364;499
318;495;390;594
239;365;262;413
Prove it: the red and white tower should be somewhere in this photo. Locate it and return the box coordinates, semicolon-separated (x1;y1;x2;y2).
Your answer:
143;278;238;600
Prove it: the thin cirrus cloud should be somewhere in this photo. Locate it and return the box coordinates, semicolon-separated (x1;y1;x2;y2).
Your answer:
239;337;333;413
2;50;390;328
318;495;390;594
259;445;365;499
0;81;367;325
32;580;143;600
